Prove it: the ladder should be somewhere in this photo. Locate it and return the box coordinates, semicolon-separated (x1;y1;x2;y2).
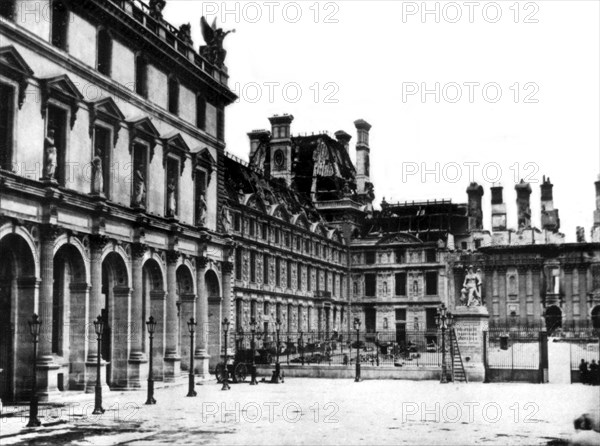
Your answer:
449;328;468;383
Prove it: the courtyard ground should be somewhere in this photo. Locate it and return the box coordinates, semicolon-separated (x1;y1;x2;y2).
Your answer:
0;378;598;445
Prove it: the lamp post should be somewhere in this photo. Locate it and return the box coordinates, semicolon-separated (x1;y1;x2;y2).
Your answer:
186;318;197;397
354;318;361;382
145;316;157;405
93;315;105;414
272;319;282;383
250;317;258;385
221;318;231;391
435;304;453;384
27;314;41;427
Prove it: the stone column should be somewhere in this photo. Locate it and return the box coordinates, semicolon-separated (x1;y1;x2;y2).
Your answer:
37;225;60;401
195;256;209;377
164;250;181;381
517;266;528;326
86;234;108;394
150;290;167;380
128;243;147;388
222;261;234;355
68;282;90;390
497;267;507;322
532;266;542;325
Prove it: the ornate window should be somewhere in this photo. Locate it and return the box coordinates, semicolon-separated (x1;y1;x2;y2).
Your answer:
127;117;159;210
263;254;269;285
192;148;214;226
395;273;406;296
365;274;376;297
162;133;190;218
425;271;438;296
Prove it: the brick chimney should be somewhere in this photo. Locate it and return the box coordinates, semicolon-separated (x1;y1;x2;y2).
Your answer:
334;130;352;153
540;175;560;232
466;182;484;230
515;180;532;229
354;119;372;195
268;114;294;186
490;185;507;231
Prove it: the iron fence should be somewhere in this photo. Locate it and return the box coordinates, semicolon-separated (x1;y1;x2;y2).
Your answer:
568;336;600;370
231;330;442;368
485;329;541;370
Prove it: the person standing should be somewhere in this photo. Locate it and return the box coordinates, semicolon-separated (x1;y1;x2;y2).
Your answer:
579;359;589;384
589;360;599;386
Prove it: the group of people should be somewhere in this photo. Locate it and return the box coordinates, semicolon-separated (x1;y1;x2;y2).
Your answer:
579;359;600;385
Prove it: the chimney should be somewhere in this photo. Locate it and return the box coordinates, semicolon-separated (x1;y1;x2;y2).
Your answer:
247;129;271;160
491;185;507;231
334;130;352;153
540;175;560;232
515;179;532;229
466;182;484;230
354;119;372;196
268;114;294;186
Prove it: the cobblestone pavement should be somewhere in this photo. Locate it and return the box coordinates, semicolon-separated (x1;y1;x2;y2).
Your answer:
1;378;599;445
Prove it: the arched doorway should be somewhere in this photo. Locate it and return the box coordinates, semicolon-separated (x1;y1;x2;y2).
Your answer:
53;244;87;390
143;259;164;379
545;305;562;335
591;305;600;330
0;233;36;401
101;252;129;387
205;270;221;369
176;265;195;371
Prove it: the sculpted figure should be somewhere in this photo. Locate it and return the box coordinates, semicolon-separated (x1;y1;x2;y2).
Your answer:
460;265;482;306
133;164;146;207
148;0;166;20
197;192;207;226
44;129;57;180
221;206;232;233
200;16;235;67
167;177;177;216
91;148;104;195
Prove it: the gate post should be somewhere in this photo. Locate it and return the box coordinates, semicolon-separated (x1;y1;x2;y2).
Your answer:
539;331;548;383
483;331;488;383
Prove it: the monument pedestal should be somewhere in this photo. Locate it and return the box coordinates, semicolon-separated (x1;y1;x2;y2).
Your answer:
452;306;489;383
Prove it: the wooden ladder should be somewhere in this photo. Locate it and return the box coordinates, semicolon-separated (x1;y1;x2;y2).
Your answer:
449;328;468;383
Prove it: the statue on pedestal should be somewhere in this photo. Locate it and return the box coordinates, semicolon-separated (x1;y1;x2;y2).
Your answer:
197;192;207;227
167;177;177;217
133;164;146;208
43;129;57;181
460;265;482;307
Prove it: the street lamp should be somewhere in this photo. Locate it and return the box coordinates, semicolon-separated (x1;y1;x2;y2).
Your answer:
271;319;282;383
249;317;258;385
93;315;105;414
186;318;197;397
145;316;157;405
354;317;361;382
435;304;453;384
27;314;41;427
221;318;231;391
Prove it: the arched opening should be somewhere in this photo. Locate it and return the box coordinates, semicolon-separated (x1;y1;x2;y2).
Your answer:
545;305;562;335
53;244;87;390
101;252;129;387
176;265;195;371
205;270;221;369
0;233;36;401
143;259;164;379
591;306;600;330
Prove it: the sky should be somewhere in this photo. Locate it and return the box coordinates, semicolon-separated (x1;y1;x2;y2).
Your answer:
163;0;600;242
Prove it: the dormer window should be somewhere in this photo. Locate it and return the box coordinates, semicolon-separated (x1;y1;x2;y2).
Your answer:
97;28;112;77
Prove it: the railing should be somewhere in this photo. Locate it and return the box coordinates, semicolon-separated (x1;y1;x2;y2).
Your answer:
232;330;443;368
485;329;541;370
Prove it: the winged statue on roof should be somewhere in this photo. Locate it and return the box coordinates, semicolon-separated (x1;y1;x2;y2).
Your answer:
200;17;235;67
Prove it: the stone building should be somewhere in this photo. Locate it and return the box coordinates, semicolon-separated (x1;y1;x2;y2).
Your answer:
0;0;236;402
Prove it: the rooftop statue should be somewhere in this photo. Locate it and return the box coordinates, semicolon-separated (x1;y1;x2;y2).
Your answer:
200;17;235;68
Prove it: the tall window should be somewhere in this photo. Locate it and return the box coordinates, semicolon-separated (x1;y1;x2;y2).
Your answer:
425;272;438;296
297;263;302;291
196;94;206;130
286;261;292;288
325;271;329;291
249;219;255;237
426;249;436;263
168;77;179;115
307;266;312;291
0;84;15;170
395;273;407;296
216;105;225;141
263;254;269;284
261;223;268;240
235;249;242;280
366;252;376;264
275;258;281;286
93;126;111;196
250;252;256;282
316;268;320;291
395;249;405;263
0;1;15;19
365;274;376;297
97;28;112;76
332;273;336;296
47;105;68;186
135;54;148;98
51;0;69;50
